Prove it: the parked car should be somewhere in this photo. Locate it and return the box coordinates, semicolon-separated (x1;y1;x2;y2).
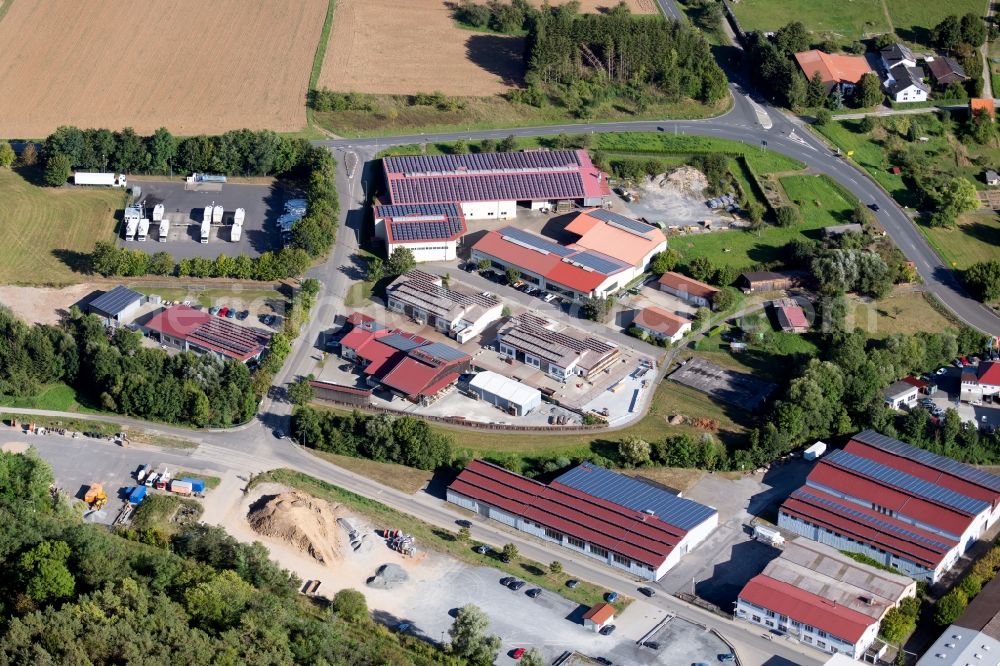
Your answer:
500;576;514;586
236;310;249;320
605;591;619;603
526;588;542;598
474;544;489;555
718;654;735;662
599;624;616;636
209;306;221;315
638;586;656;597
937;367;948;375
456;519;472;528
218;307;229;317
542;292;556;303
643;641;661;650
274;429;285;439
225;308;236;318
566;579;580;589
954;358;964;367
508;580;526;591
512;648;526;660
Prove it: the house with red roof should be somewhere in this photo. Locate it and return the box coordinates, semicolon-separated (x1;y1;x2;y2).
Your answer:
632;306;691;343
657;271;719;309
778;430;1000;583
141;305;271;363
447;460;718;580
794;50;872;93
960;361;1000;402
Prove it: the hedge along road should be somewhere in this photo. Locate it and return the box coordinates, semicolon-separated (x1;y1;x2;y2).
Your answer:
314;89;1000;337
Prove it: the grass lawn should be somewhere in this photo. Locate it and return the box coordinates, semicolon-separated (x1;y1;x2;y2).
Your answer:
884;0;988;46
0;382;94;412
780;174;857;226
813;120;917;206
315;95;730;138
845;289;958;338
310;450;433;494
921;211;1000;270
731;0;889;42
174;471;222;489
250;469;623;610
345;281;373;307
594;133;806;174
131;286;285;309
130;494;203;536
0;167;123;285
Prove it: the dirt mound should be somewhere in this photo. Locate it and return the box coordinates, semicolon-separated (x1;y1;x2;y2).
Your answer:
367;563;409;589
652;166;710;196
248;491;344;565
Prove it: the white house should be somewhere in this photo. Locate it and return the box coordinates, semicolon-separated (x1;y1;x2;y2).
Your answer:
883;379;919;409
960;361;1000;402
582;603;615;632
880;43;918;70
632;306;691;343
884;64;929;103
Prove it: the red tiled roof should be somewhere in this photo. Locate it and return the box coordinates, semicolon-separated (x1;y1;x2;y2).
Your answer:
740;575;875;644
545;260;609;293
794;50;872;87
777;305;808;329
808;461;973;533
449;460;696;568
379;357;459;398
902;376;929;389
979;361;1000;387
657;271;718;300
339;327;383;353
780;487;955;568
844;440;1000;508
346;312;376;327
473;230;562;277
634;307;689;336
145;305;211;340
583;603;616;624
358;340;402;378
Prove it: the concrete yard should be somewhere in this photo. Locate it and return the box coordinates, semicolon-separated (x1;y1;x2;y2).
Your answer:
669;356;778;412
121;179;288;258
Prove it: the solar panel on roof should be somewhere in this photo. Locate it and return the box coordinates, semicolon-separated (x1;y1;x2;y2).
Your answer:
795;490;953;552
388;217;464;242
852;430;1000;493
414;342;469;363
499;227;575;257
553;463;716;530
388;172;587;205
90;285;142;316
375;203;463;219
587;209;655;236
380;333;426;352
567;251;629;275
825;450;989;516
384;150;584;175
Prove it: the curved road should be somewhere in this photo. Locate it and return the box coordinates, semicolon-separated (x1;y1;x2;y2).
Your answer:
314;85;1000;335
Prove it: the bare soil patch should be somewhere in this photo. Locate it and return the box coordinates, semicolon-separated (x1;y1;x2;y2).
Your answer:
319;0;525;96
0;0;328;137
0;284;97;325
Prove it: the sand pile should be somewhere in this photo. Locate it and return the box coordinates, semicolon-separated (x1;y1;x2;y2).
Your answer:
654;166;709;196
367;563;409;589
248;491;344;564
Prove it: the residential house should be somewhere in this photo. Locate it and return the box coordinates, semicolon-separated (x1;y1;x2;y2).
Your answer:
985;170;1000;186
772;299;809;333
657;271;719;309
884;64;929;103
632;306;692;343
927;56;968;87
960;361;1000;402
794;50;872;93
971;97;997;119
880;43;918;70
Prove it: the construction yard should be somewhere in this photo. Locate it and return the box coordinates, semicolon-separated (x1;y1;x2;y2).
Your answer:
0;0;329;137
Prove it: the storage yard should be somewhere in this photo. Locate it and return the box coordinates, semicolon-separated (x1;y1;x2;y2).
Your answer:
0;0;328;137
122;179;286;258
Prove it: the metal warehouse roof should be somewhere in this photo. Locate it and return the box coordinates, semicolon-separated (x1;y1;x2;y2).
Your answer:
499;226;575;257
824;449;989;516
89;285;143;316
553;463;717;530
851;430;1000;495
388;171;589;205
384;150;586;175
412;341;469;363
469;371;541;406
586;208;657;236
376;203;466;244
187;317;270;362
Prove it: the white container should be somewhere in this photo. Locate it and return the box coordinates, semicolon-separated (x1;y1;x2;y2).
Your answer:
74;172;126;187
200;218;210;243
804;441;827;461
231;221;242;242
212;205;223;224
125;218;138;241
159;219;170;241
152;203;165;222
233;207;245;226
753;525;784;546
137;218;149;241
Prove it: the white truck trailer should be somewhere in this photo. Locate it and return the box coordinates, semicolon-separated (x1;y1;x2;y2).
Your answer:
125;217;138;241
231;208;245;242
753;524;785;546
200;218;210;243
137;218;150;242
74;172;127;187
152;203;165;222
212;205;224;224
158;219;170;241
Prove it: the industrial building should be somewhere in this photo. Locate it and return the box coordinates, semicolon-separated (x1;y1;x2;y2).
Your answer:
736;540;916;660
87;285;145;326
657;271;719;309
960;361;1000;402
308;380;373;406
447;460;718;580
496;313;619;382
918;572;1000;665
386;271;502;344
882;380;919;410
631;306;691;343
381;149;611;220
778;430;1000;582
373;203;467;262
471;210;666;302
463;371;542;416
142;305;271;363
339;316;471;404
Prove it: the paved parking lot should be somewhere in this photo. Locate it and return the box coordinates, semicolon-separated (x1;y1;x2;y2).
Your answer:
917;366;1000;431
669;356;778;412
120;179;286;258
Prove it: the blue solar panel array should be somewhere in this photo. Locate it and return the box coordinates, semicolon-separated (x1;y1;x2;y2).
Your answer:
825;450;990;516
570;251;629;275
853;429;1000;493
381;333;425;352
499;227;575;257
89;285;143;316
389;172;587;205
554;463;717;530
414;342;469;363
376;203;462;219
389;218;464;242
794;490;954;552
385;150;583;175
588;209;655;236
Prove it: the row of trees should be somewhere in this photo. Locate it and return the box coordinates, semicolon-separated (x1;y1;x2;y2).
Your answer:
89;243;313;281
0;451;455;664
292;407;454;471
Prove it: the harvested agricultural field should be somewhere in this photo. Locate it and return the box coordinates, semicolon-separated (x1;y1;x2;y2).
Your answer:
0;0;329;137
318;0;525;96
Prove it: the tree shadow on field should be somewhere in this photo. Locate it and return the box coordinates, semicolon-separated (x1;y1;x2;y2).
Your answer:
464;34;526;87
52;249;93;275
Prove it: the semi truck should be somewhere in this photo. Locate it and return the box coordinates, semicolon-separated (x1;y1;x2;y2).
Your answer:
137;218;149;241
74;172;127;187
152;203;165;222
212;205;224;224
200;218;210;243
159;219;170;241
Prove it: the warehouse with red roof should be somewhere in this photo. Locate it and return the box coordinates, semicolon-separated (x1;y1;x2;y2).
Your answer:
778;430;1000;582
373;203;467;262
381;149;611;220
142;305;271;363
446;460;718;580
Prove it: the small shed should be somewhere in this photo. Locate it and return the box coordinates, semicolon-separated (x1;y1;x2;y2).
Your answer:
582;602;616;632
87;285;144;326
823;223;863;238
467;371;542;416
882;380;919;410
739;271;796;293
804;441;827;461
986;170;1000;187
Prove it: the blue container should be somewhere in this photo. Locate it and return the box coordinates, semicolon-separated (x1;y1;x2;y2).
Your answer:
181;477;206;494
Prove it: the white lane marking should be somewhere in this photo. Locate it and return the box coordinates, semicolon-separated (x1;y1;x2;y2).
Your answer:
744;95;773;130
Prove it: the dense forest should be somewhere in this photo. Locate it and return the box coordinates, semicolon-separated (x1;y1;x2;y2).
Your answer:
41;126;339;278
0;450;458;664
0;306;259;427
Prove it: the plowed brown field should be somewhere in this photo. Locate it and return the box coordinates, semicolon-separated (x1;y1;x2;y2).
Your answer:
0;0;328;137
318;0;656;97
